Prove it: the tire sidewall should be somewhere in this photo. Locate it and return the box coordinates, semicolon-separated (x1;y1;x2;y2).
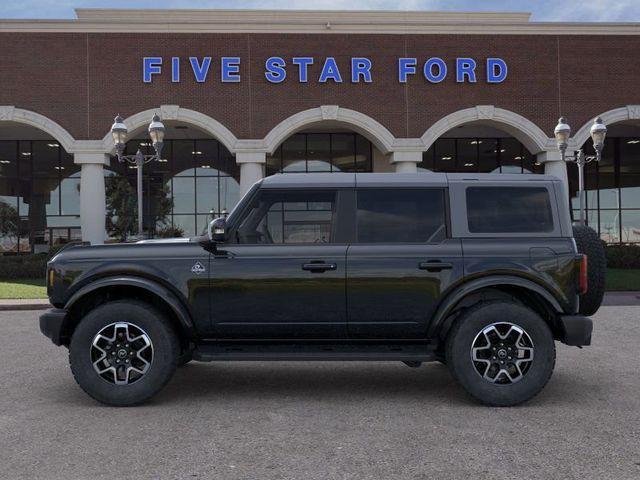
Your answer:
69;301;178;406
446;302;556;407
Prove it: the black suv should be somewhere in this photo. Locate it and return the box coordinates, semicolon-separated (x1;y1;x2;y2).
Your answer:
40;173;597;407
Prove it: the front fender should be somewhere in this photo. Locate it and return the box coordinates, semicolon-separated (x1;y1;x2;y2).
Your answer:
64;276;196;338
427;275;565;339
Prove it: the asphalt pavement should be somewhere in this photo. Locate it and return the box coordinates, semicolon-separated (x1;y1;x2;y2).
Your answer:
0;307;639;480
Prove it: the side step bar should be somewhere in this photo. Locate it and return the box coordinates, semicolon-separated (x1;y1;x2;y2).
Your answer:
192;342;437;362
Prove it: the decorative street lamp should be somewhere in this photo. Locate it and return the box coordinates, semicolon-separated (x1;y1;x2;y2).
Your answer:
110;114;165;238
554;116;607;225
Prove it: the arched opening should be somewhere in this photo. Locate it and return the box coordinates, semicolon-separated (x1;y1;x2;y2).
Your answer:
108;121;240;239
265;124;384;176
570;120;640;244
418;123;542;175
0;122;79;253
263;106;396;176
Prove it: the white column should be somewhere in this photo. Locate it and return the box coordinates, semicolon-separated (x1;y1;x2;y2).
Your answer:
75;152;109;245
537;151;569;197
390;151;422;173
237;151;266;196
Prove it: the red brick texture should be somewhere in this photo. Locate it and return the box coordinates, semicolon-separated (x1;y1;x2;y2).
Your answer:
1;32;639;142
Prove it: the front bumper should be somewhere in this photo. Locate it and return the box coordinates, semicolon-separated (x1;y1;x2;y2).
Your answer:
558;315;593;346
39;308;68;346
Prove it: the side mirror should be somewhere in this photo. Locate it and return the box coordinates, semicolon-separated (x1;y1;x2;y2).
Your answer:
208;217;226;243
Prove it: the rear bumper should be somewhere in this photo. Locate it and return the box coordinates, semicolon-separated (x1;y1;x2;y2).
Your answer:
39;308;68;346
558;315;593;346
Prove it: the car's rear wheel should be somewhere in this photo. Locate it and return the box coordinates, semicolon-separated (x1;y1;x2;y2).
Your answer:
445;301;556;407
69;300;179;406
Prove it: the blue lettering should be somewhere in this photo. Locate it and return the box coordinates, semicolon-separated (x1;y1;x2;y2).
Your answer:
143;57;162;83
221;57;241;83
319;57;343;83
456;58;477;83
292;57;314;82
398;58;417;83
171;57;180;83
351;57;372;83
487;58;508;83
189;57;211;83
424;58;447;83
265;56;287;83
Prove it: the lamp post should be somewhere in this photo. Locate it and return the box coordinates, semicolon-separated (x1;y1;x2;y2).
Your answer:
554;116;607;226
110;114;166;238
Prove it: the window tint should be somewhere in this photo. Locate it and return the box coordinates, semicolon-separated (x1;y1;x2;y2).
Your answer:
466;187;554;233
237;190;335;244
356;189;446;243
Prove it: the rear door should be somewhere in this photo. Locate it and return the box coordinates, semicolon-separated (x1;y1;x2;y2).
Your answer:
346;187;464;338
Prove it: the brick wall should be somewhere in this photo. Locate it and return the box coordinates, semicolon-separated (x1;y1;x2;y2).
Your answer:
1;32;639;142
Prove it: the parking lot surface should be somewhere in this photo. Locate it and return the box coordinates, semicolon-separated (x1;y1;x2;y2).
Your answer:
1;307;639;480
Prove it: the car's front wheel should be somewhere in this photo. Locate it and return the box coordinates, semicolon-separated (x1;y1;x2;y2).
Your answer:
69;300;179;406
445;301;556;407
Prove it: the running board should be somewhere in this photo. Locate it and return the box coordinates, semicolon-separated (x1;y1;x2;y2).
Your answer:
192;342;437;362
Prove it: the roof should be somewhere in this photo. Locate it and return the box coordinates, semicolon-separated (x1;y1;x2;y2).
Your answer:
259;172;559;189
0;9;639;35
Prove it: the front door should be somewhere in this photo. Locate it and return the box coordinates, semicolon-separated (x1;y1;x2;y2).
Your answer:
210;188;348;338
346;188;464;338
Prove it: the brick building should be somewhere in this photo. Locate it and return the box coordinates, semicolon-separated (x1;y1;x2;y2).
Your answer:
1;9;639;249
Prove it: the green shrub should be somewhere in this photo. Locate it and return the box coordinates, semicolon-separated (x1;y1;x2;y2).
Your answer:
0;254;48;280
605;244;640;269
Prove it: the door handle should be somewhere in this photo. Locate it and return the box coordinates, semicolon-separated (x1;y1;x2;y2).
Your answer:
302;262;337;273
418;261;453;272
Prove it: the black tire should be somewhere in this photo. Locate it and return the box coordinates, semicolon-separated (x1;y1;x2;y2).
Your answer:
69;300;179;406
445;301;556;407
573;224;606;316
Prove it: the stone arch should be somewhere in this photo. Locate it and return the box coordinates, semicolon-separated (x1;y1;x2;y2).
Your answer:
100;105;239;154
572;105;640;148
0;106;76;152
420;105;553;154
263;106;396;155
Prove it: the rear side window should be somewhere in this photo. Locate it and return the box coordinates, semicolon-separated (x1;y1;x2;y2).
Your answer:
466;187;554;233
356;188;446;243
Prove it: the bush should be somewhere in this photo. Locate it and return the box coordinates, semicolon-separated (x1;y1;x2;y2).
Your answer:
605;244;640;269
0;244;74;280
0;254;48;280
156;226;185;238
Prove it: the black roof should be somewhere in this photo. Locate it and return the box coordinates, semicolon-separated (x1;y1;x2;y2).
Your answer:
259;172;559;189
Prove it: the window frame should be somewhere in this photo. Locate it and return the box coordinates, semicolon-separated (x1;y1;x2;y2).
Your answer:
449;181;565;238
352;187;450;244
227;187;348;245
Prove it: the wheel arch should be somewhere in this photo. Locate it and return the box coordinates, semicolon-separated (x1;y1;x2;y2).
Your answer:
429;276;565;341
60;276;196;347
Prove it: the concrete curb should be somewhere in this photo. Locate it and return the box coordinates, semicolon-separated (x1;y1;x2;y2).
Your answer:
0;300;51;311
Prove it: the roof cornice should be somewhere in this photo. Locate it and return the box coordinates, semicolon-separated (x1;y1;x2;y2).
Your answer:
0;9;638;35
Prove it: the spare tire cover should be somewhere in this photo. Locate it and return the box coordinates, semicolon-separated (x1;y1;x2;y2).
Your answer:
572;224;606;316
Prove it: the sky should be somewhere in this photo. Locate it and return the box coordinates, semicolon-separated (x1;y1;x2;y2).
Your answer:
1;0;640;22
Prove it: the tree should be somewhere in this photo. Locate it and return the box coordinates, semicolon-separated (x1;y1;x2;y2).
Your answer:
0;200;21;250
105;175;174;242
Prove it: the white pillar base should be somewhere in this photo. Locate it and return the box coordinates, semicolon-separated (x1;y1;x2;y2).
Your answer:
390;151;422;173
237;152;266;196
75;153;109;245
537;151;569;197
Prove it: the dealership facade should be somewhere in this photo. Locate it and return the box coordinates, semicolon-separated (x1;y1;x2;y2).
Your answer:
1;9;640;251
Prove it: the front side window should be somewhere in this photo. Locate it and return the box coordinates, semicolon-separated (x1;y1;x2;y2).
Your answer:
466;186;554;233
236;190;335;244
356;189;446;243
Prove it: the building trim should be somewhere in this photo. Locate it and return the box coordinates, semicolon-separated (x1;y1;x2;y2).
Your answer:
0;106;76;153
421;106;553;154
101;105;239;155
0;9;639;35
263;106;397;155
571;105;640;148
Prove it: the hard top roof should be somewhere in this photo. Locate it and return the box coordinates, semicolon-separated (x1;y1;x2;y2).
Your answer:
259;172;559;188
